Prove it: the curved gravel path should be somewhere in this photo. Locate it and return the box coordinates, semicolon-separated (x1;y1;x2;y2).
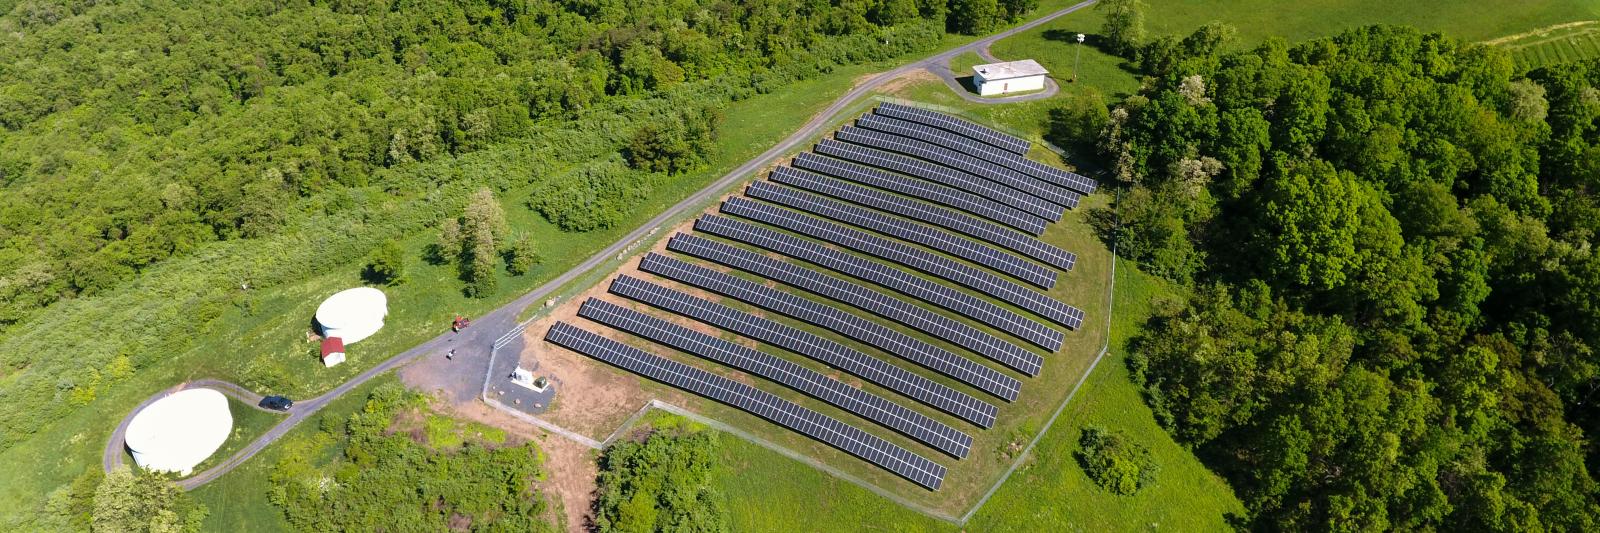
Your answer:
102;0;1097;491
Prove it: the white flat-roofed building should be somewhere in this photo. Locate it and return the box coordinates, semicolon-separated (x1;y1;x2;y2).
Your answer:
972;59;1049;96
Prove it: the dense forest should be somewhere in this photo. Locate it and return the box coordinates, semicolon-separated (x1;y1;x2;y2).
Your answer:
1072;3;1600;529
0;0;1046;460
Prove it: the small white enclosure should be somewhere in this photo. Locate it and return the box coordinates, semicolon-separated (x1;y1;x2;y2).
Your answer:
973;59;1049;96
125;388;233;476
315;287;388;344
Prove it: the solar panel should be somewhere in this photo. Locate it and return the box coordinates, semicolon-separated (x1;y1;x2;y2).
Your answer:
815;139;1063;222
721;197;1084;332
745;181;1054;288
544;322;947;490
638;254;1022;401
792;152;1048;235
578;298;974;458
608;275;998;428
669;231;1049;374
875;102;1031;155
768;166;1077;271
694;214;1070;348
835;127;1081;210
857;113;1098;195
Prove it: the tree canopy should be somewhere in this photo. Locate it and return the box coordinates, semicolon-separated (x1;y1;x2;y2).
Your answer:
1097;24;1600;530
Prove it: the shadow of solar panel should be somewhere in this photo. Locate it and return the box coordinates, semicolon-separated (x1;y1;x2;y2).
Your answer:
857;113;1098;195
578;299;974;458
815;139;1062;222
609;276;998;427
875;102;1030;155
745;181;1055;288
544;322;947;490
669;229;1050;374
637;254;1023;401
722;196;1083;331
836;126;1080;210
694;214;1066;351
792;153;1047;235
768;166;1076;271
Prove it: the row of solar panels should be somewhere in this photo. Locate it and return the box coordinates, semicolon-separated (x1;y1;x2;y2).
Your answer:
720;196;1085;331
857;112;1097;196
547;323;949;490
547;104;1095;491
578;298;975;459
770;164;1076;271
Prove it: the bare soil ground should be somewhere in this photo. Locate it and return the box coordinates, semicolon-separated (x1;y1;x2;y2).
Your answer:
513;210;714;439
878;68;939;94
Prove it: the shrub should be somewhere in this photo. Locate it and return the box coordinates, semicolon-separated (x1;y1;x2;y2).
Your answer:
594;427;727;533
505;234;541;276
361;239;406;285
1075;426;1158;495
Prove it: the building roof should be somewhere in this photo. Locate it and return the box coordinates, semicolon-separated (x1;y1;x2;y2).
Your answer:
321;336;345;356
315;287;388;344
973;59;1049;81
125;388;233;475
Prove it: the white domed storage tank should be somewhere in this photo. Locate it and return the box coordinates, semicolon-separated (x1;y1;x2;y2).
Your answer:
315;287;388;344
124;388;233;476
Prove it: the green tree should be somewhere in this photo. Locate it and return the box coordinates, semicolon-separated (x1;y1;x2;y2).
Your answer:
945;0;999;35
1075;426;1158;495
505;234;541;276
1096;0;1146;57
594;427;728;533
362;239;406;286
1252;159;1364;292
91;466;206;533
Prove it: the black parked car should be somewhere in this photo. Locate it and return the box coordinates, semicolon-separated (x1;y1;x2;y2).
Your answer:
259;395;293;411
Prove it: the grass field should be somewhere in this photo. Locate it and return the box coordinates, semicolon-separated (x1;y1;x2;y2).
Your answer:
1494;21;1600;69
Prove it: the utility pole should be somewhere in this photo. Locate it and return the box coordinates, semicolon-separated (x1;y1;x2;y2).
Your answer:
1073;33;1086;83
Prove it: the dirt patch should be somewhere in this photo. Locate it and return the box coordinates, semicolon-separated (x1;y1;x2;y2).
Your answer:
514;212;713;439
878;68;939;94
1484;20;1599;45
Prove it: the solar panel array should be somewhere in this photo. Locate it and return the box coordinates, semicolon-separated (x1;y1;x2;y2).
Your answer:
578;299;974;459
815;139;1062;222
545;322;947;490
768;166;1076;271
638;254;1023;401
792;153;1047;235
858;113;1098;195
721;196;1084;332
609;275;998;428
669;232;1048;375
745;181;1055;288
835;127;1081;211
875;102;1030;155
538;103;1107;490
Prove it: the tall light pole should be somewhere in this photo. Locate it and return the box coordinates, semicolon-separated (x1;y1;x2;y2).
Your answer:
1073;33;1086;83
